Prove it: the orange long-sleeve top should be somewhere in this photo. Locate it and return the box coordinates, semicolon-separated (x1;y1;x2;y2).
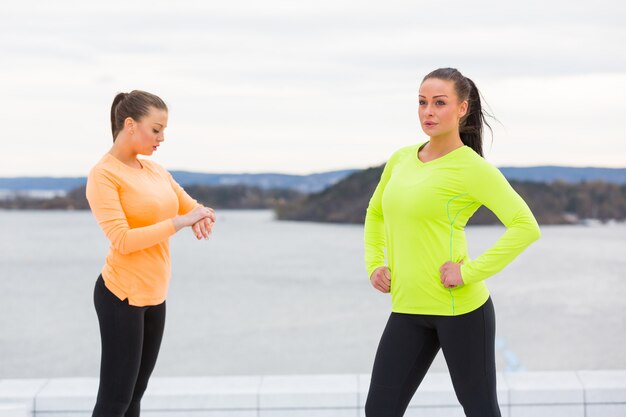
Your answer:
86;153;199;306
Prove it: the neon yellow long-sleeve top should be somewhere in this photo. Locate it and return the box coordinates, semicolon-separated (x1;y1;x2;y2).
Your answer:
364;142;541;316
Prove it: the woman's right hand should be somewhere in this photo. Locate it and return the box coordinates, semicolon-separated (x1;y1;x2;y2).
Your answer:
370;266;391;293
191;217;214;240
173;206;216;232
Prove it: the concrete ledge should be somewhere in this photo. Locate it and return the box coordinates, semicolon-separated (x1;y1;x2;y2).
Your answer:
1;371;624;417
0;402;29;417
506;371;584;417
260;374;357;409
35;378;97;412
578;370;626;417
358;372;510;417
143;376;260;410
0;379;48;413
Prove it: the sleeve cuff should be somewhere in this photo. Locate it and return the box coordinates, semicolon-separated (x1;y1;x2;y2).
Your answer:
367;264;385;279
460;263;476;285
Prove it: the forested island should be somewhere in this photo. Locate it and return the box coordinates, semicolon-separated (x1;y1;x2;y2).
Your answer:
2;165;626;225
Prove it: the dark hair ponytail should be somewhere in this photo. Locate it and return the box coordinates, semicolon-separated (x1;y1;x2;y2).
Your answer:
110;93;128;141
110;90;168;142
422;68;493;157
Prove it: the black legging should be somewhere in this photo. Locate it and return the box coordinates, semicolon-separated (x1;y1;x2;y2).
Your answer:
365;297;501;417
92;275;166;417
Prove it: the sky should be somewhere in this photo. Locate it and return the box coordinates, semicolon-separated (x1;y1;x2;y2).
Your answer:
1;0;625;176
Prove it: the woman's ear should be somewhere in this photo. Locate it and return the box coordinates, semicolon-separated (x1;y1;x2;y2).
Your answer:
458;100;469;119
124;117;135;134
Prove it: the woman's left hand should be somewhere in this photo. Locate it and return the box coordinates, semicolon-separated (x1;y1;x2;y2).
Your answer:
439;261;464;289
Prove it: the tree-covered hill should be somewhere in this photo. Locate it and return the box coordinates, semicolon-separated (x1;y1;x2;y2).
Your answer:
276;165;626;225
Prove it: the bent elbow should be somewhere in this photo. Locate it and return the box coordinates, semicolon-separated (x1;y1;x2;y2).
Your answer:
507;212;541;244
109;233;133;255
116;245;132;256
111;240;132;255
531;224;542;242
519;219;541;245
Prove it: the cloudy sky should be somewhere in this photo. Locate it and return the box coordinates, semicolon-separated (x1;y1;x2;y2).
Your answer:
1;0;625;176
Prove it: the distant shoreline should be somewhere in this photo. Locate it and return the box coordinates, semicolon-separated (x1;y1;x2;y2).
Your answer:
3;166;626;226
1;165;626;193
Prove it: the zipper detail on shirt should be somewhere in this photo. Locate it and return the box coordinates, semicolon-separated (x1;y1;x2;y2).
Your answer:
446;193;473;315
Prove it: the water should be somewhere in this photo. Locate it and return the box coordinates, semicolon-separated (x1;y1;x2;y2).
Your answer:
0;210;625;378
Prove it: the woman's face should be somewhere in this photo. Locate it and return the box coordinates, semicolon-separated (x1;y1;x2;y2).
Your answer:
128;107;168;156
418;78;467;139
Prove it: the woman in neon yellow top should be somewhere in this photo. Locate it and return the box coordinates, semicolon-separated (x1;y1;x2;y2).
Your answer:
363;68;540;417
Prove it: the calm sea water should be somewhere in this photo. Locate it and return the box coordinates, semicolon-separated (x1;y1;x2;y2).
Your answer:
0;210;625;378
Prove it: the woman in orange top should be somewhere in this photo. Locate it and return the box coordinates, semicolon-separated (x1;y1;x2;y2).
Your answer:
86;90;215;417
